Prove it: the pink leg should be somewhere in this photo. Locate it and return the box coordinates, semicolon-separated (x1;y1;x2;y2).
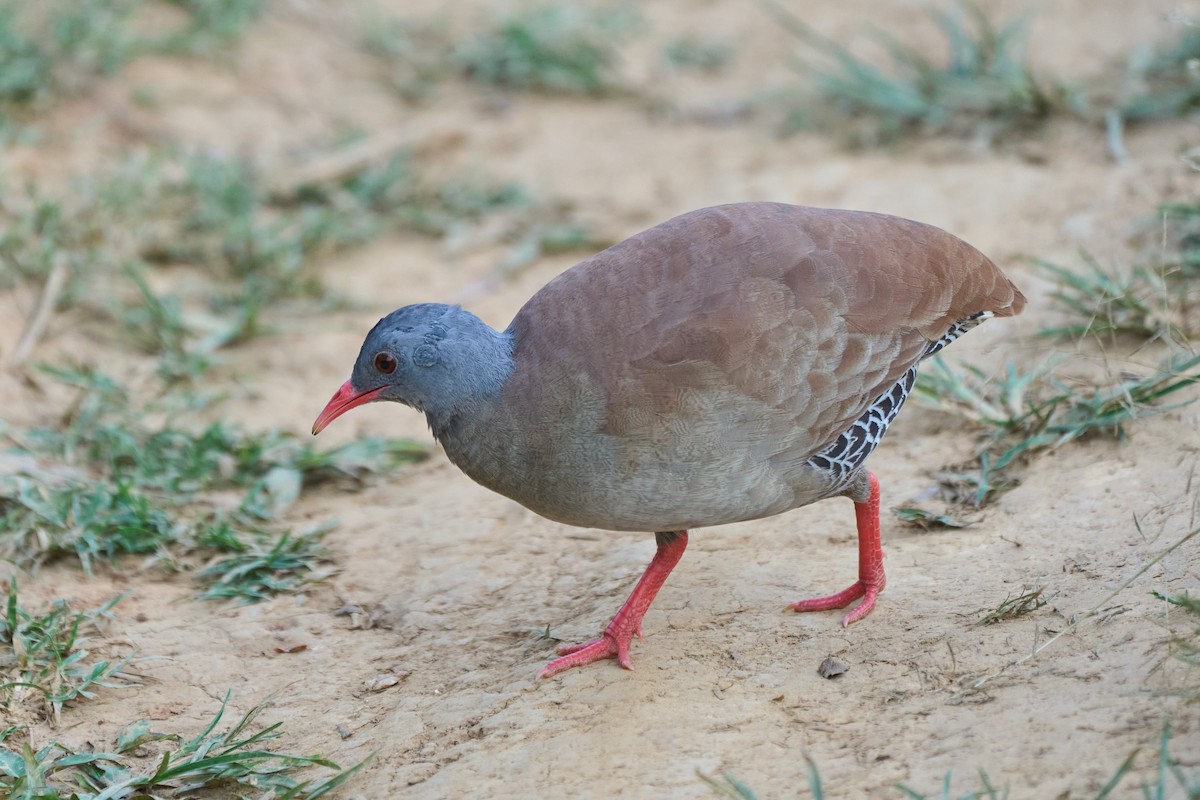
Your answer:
539;531;688;679
789;471;886;627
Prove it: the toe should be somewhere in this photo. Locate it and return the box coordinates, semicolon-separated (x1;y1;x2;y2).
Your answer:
540;636;620;678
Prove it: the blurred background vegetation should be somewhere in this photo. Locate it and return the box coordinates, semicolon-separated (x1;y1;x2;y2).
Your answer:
0;1;1198;797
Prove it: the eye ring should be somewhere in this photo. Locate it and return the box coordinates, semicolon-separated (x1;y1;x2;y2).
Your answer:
374;352;397;374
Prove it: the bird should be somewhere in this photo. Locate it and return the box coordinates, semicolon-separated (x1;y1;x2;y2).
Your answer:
312;202;1025;678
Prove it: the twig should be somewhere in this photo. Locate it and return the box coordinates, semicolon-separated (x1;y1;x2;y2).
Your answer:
6;258;69;371
956;524;1200;698
264;129;464;199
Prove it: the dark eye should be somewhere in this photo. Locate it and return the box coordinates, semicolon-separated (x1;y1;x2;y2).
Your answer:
374;352;397;374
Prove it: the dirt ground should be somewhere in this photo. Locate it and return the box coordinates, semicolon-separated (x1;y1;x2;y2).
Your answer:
3;0;1200;797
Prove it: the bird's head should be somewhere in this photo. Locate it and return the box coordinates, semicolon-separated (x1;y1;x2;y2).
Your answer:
312;303;514;435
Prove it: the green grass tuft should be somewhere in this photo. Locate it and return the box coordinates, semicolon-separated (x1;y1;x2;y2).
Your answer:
763;0;1072;146
361;13;453;103
158;0;266;55
913;353;1200;506
197;528;332;605
0;366;426;588
1120;21;1200;122
698;756;824;800
1034;255;1198;343
0;691;369;798
1;579;133;724
0;0;141;111
893;725;1199;798
1092;724;1200;800
456;4;640;96
1152;590;1200;704
663;35;733;73
895;770;1008;799
0;0;264;127
698;769;762;800
1036;199;1200;344
977;588;1046;626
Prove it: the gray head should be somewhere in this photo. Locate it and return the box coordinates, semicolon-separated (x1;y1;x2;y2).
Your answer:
312;303;514;435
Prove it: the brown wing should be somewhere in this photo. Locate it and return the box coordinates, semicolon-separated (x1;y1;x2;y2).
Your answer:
510;202;1021;459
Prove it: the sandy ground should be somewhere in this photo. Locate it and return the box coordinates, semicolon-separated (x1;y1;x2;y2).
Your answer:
3;0;1200;797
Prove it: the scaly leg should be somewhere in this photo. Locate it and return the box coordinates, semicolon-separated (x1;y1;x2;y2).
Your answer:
789;471;885;626
539;531;688;678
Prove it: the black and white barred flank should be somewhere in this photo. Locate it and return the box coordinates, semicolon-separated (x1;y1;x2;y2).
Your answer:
806;310;992;494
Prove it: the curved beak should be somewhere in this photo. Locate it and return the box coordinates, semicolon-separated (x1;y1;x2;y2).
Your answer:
312;380;386;435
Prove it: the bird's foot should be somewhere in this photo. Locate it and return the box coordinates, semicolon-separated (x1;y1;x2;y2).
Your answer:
538;622;639;679
789;579;882;626
538;531;687;679
789;471;886;627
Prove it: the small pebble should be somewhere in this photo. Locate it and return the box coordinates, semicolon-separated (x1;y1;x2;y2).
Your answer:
818;657;847;679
